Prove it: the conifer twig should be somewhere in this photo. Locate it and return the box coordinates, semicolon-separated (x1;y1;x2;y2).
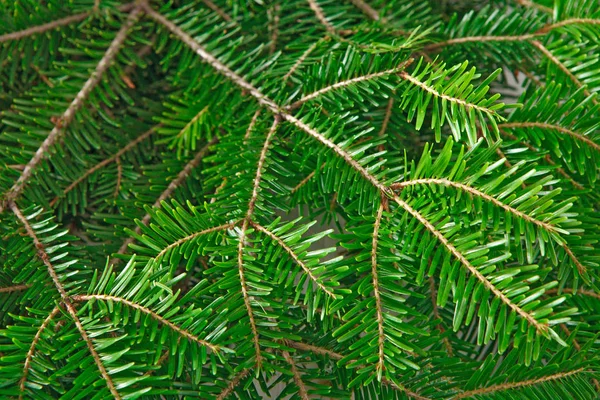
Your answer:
11;203;121;399
5;6;143;206
19;306;62;399
49;126;157;207
249;221;336;298
282;351;310;400
73;294;221;352
452;369;585;399
0;2;135;43
236;117;280;368
202;0;232;22
390;178;560;233
116;137;217;255
216;369;251;400
287;61;412;110
530;41;596;103
371;204;387;376
0;284;30;293
282;115;549;334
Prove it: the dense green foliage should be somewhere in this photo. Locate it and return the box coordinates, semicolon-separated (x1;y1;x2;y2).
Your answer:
1;0;600;398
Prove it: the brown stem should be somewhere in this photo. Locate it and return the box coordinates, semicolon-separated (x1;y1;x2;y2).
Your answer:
216;369;251;400
282;351;310;400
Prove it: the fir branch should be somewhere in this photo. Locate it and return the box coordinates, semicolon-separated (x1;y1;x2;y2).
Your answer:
249;221;336;298
19;306;62;399
546;288;600;300
283;38;323;82
269;3;281;55
499;129;585;190
285;340;343;360
378;97;394;146
349;0;382;21
371;203;386;377
291;164;326;194
428;277;454;356
5;6;143;205
50;126;157;207
201;0;232;22
117;137;217;255
500;123;599;153
244;109;262;141
282;350;310;400
10;203;121;398
142;3;279;111
390;178;560;233
216;369;251;400
398;71;496;114
236;117;280;368
154;223;236;260
515;0;553;13
113;157;123;199
452;369;586;399
0;284;30;293
0;2;134;43
236;220;262;367
287;60;413;110
537;18;600;34
306;0;336;33
424;34;537;50
530;41;596;102
282;115;548;334
72;294;221;352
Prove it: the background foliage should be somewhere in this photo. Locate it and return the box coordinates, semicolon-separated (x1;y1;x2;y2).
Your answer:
1;0;599;398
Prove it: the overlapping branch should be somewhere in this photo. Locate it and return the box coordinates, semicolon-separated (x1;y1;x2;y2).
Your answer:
49;126;157;206
72;294;221;352
11;203;120;398
452;369;585;399
4;6;143;207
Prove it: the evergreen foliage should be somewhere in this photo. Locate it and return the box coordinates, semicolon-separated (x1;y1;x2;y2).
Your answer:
1;0;600;398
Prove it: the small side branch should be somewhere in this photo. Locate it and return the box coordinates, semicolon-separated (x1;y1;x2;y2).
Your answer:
306;0;335;33
117;137;217;255
202;0;232;22
6;6;143;204
530;41;596;102
398;71;495;114
0;284;30;293
10;203;120;398
73;294;221;352
249;221;336;298
499;121;600;153
282;351;310;400
154;223;236;260
349;0;381;21
143;4;279;111
50;127;156;206
452;369;585;399
19;306;62;399
287;62;411;110
390;178;559;233
371;204;386;377
0;10;95;43
283;39;323;82
216;369;251;400
236;118;280;368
